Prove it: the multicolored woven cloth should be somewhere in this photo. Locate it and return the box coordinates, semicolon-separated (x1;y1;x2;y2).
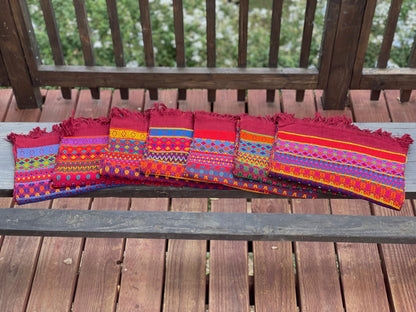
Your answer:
8;127;104;205
101;108;149;180
141;104;194;179
51;117;113;187
184;111;299;195
269;113;413;210
233;114;318;198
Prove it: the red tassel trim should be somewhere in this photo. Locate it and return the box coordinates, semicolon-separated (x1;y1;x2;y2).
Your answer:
59;116;110;137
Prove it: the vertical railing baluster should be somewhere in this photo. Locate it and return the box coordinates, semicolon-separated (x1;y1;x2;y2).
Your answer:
400;37;416;102
40;0;72;99
0;0;42;108
73;0;100;99
267;0;283;103
138;0;157;100
106;0;128;99
370;0;403;101
173;0;186;100
296;0;317;102
237;0;249;102
206;0;216;103
321;0;367;110
0;51;10;86
350;0;377;89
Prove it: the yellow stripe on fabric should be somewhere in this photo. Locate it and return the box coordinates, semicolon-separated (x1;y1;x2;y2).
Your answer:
279;131;406;158
274;167;400;208
279;138;405;164
278;150;403;179
110;128;147;141
271;162;402;192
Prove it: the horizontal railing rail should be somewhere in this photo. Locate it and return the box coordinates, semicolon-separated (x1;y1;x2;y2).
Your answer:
0;0;414;109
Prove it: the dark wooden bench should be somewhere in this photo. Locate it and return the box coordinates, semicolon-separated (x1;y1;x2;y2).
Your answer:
1;122;416;244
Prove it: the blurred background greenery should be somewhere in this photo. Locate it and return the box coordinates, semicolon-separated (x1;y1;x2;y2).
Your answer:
28;0;416;68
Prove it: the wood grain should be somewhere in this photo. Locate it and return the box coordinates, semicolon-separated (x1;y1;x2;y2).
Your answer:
206;0;216;102
332;199;390;312
178;89;210;112
209;199;249;312
0;201;50;312
322;0;367;109
36;65;319;89
72;198;127;312
377;87;416;311
317;90;389;311
26;198;90;312
117;198;168;312
74;89;112;118
163;199;207;312
0;89;13;122
252;199;297;312
111;89;145;111
39;89;78;122
283;89;343;312
39;0;72;99
293;199;344;312
0;0;42;108
247;89;280;116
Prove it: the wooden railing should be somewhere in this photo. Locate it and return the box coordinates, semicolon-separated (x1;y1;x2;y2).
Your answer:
0;0;415;110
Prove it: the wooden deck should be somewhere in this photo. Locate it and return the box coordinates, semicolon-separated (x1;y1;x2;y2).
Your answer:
0;88;416;311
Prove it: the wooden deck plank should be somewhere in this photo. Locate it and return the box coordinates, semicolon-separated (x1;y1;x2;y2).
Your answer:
252;199;297;312
117;198;168;312
209;91;249;312
283;90;344;312
73;89;112;118
162;90;208;312
0;201;50;312
145;89;178;110
376;89;416;311
4;90;46;122
209;199;250;312
26;198;89;312
317;90;390;311
26;88;87;312
111;89;145;111
163;199;207;312
247;89;297;311
38;89;78;122
0;89;13;122
331;199;390;312
247;89;280;116
350;90;391;122
72;198;127;312
292;199;344;312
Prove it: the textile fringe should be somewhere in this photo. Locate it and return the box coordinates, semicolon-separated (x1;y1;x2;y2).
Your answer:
195;110;239;121
277;112;414;151
239;113;275;123
59;116;110;137
110;107;149;120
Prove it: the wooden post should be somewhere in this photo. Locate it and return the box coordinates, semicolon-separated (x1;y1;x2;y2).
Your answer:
0;0;42;109
321;0;367;110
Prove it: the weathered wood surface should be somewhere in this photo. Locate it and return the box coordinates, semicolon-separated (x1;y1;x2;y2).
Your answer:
2;208;416;243
1;121;416;197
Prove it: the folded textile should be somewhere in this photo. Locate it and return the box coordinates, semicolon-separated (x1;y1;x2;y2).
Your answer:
233;114;318;198
184;111;312;196
7;127;105;205
140;104;194;179
51;117;112;187
269;113;413;210
101;108;150;180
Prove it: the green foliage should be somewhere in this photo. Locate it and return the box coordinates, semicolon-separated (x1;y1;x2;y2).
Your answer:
27;0;415;69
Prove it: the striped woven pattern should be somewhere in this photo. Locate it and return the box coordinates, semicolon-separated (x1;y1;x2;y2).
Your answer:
185;111;308;196
269;114;413;210
101;108;149;180
233;114;318;199
51;117;112;187
9;128;104;205
141;105;194;178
